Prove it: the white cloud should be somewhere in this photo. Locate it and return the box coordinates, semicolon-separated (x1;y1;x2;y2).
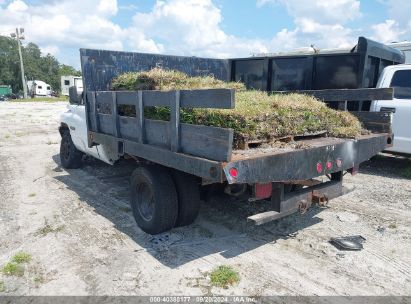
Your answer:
371;19;404;43
1;0;405;69
7;0;28;12
374;0;411;42
281;0;361;24
129;0;269;57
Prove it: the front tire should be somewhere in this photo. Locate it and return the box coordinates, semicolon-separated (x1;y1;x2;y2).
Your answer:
60;131;83;169
130;166;178;235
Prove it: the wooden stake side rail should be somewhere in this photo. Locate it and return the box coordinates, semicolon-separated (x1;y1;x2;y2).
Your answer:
86;89;235;162
272;87;394;110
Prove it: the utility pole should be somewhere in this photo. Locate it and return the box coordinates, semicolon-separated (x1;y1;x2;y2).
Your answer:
10;28;27;99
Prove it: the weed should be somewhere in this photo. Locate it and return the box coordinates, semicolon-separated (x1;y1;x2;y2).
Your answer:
388;223;397;229
403;166;411;179
4;134;10;139
46;140;58;145
34;275;44;285
0;281;5;292
210;265;240;288
1;263;24;276
34;219;65;237
28;193;36;197
12;252;32;264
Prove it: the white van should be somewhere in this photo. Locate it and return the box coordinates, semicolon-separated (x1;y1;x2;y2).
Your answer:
371;64;411;154
61;76;83;96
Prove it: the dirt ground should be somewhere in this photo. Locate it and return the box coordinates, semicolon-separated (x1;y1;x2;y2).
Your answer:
0;101;410;296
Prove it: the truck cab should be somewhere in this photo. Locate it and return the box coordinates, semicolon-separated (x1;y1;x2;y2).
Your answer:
371;64;411;154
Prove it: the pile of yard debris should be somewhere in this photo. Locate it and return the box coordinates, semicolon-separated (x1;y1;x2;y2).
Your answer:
112;68;362;149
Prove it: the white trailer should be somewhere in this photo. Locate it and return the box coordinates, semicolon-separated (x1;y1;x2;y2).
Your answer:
27;80;52;97
388;41;411;64
61;76;83;96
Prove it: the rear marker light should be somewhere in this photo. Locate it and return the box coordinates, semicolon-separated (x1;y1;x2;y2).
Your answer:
336;158;342;168
229;167;238;178
316;162;323;173
326;161;333;170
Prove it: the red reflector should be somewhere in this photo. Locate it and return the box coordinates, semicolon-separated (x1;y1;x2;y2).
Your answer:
316;162;323;173
336;158;342;168
254;183;272;200
326;161;333;170
229;167;238;178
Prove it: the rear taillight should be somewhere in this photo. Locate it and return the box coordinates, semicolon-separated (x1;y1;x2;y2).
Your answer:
326;161;333;170
316;162;323;173
229;167;238;178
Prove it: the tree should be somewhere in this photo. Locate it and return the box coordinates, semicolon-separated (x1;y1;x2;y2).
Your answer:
0;37;79;93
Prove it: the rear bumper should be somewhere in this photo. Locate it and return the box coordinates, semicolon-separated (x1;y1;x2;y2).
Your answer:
223;133;392;184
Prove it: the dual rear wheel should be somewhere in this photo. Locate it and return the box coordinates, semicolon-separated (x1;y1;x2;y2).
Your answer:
130;165;201;235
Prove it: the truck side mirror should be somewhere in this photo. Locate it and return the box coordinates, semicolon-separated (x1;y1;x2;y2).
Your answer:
68;86;82;104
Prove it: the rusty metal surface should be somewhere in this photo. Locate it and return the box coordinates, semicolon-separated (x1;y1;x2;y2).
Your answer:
80;49;230;92
225;133;391;184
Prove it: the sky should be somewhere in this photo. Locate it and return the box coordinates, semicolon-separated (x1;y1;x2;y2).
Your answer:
0;0;410;69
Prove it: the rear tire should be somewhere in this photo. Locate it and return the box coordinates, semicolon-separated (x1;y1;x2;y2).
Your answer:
60;131;83;169
172;171;201;227
130;166;178;235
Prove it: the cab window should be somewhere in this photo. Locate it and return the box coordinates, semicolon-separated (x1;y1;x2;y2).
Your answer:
391;70;411;99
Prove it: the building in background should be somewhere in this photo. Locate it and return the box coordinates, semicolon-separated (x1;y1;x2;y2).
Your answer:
61;76;83;96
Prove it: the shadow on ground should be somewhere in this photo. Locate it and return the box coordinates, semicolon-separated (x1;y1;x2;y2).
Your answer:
52;154;329;268
360;152;411;179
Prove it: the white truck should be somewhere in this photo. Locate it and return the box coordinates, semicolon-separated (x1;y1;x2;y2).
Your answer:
58;44;395;235
371;64;411;154
61;76;83;96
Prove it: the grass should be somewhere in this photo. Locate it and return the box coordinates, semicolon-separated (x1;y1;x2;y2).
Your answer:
12;252;32;264
4;134;10;139
11;96;68;103
209;265;240;288
403;165;411;179
0;281;4;292
388;223;397;229
1;262;24;277
112;68;363;148
28;193;36;197
34;219;65;237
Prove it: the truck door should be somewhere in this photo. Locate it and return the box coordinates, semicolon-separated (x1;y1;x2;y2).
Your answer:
375;69;411;154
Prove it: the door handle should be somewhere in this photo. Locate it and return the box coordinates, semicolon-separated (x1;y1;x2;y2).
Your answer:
380;107;396;113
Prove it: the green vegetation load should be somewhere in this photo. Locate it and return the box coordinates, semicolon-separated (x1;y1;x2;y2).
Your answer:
112;68;362;149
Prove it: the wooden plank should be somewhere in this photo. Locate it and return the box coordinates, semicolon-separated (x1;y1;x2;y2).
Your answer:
351;111;392;124
145;119;170;148
116;91;138;106
180;89;235;109
90;92;99;132
90;131;224;182
137;91;145;144
95;92;113;114
119;116;138;140
111;92;119;137
143;91;173;107
94;89;235;108
180;123;233;162
98;113;115;136
170;91;180;152
272;88;394;102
